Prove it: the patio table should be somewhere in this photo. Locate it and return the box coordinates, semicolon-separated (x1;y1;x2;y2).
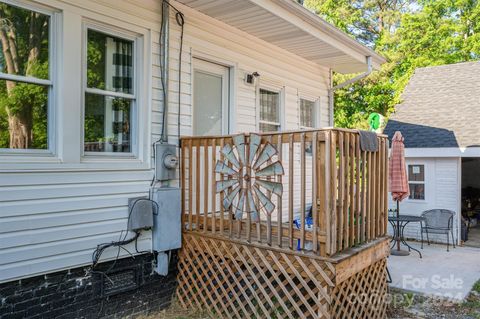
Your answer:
388;215;425;258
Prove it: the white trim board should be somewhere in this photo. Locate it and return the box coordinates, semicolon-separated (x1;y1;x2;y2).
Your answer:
403;147;480;158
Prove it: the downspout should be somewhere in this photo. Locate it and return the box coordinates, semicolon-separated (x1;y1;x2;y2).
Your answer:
160;1;170;142
328;56;372;127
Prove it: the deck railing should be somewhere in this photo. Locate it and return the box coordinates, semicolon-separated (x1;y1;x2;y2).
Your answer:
180;128;388;256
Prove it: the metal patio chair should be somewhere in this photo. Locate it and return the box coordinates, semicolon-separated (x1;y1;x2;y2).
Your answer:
420;209;456;251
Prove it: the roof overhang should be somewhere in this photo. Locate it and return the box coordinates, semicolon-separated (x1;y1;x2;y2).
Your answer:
173;0;386;73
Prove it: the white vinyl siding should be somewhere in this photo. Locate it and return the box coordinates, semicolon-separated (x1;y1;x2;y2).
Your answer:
0;0;331;283
388;157;460;244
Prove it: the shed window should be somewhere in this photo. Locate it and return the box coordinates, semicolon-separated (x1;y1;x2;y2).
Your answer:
84;29;135;154
300;99;315;128
0;2;51;150
408;164;425;200
259;89;280;132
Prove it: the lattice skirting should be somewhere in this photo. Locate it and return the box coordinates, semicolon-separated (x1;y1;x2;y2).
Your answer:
176;233;387;319
332;258;387;319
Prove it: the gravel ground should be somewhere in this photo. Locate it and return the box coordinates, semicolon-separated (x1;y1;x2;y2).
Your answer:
387;286;480;319
143;283;480;319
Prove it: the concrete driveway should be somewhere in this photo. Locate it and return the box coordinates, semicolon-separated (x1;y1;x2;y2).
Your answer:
387;241;480;300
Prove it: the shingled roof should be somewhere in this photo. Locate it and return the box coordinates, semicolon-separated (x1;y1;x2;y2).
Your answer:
383;61;480;148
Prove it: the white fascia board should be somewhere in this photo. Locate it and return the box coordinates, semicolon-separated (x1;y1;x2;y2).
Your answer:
402;147;480;158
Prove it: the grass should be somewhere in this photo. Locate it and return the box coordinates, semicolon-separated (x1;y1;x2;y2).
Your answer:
388;280;480;319
139;300;212;319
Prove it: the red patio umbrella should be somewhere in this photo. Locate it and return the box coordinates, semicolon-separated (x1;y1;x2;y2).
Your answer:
389;131;410;255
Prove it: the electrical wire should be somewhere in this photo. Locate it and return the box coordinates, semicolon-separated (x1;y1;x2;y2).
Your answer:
90;198;156;271
152;1;184;186
157;0;185;144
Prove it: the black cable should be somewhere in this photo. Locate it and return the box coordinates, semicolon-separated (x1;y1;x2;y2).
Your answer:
157;0;185;143
90;198;155;270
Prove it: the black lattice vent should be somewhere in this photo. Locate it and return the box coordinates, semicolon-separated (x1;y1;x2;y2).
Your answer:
100;264;143;297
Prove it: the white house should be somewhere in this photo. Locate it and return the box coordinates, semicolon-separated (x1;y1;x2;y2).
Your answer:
384;61;480;247
0;0;385;317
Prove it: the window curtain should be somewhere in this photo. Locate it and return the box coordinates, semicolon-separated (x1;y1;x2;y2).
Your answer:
113;39;133;94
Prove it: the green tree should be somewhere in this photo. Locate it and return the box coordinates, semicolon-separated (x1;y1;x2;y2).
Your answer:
0;3;49;149
304;0;480;129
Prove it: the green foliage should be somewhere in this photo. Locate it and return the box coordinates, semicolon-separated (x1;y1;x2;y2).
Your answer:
304;0;480;129
0;2;49;148
87;31;106;90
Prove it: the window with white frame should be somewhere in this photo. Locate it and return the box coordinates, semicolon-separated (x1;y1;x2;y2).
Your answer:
259;88;280;132
299;98;315;129
0;2;52;151
83;27;136;154
408;164;425;200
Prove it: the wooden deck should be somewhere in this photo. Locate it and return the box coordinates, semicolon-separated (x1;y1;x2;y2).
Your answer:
176;128;390;319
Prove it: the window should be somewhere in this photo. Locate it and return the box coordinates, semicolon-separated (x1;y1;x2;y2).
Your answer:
84;28;136;154
0;2;52;151
408;164;425;200
259;88;280;132
300;98;315;129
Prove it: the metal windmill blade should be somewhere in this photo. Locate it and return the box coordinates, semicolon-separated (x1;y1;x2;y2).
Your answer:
223;185;241;210
234;189;246;220
255;162;284;177
247;190;260;222
253;185;275;214
216;179;239;193
248;133;262;165
253;142;278;170
220;144;240;169
215;160;238;176
233;134;246;166
254;179;283;196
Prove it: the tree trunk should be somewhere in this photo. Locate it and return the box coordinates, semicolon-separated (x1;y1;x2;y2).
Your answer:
0;11;45;148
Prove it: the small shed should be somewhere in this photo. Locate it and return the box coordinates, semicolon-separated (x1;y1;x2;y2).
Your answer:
384;61;480;247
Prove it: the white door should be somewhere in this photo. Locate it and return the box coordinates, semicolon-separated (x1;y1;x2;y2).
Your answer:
193;58;230;136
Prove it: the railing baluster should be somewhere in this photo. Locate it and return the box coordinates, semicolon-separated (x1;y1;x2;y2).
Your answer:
246;136;251;243
203;139;209;233
312;132;318;253
277;134;283;247
330;131;337;254
211;139;216;234
350;134;355;247
196;141;201;231
188;139;193;231
361;150;367;243
356;134;361;245
288;133;294;249
300;132;306;250
338;132;344;251
266;136;273;246
367;151;372;241
384;137;389;235
181;140;186;230
344;132;350;249
219;138;225;236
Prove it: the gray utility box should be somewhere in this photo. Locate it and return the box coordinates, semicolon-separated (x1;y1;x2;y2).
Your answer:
151;187;181;252
155;143;178;181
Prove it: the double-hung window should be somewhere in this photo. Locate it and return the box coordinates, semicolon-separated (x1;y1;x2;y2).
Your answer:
0;2;53;151
408;164;425;200
259;88;280;132
84;27;136;155
299;98;316;129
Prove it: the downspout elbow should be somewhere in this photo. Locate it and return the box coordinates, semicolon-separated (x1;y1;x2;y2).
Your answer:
328;56;373;127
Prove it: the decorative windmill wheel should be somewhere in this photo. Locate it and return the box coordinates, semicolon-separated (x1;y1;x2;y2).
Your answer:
215;133;284;222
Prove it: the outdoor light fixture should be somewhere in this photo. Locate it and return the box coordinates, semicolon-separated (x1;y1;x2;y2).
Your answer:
245;71;260;85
